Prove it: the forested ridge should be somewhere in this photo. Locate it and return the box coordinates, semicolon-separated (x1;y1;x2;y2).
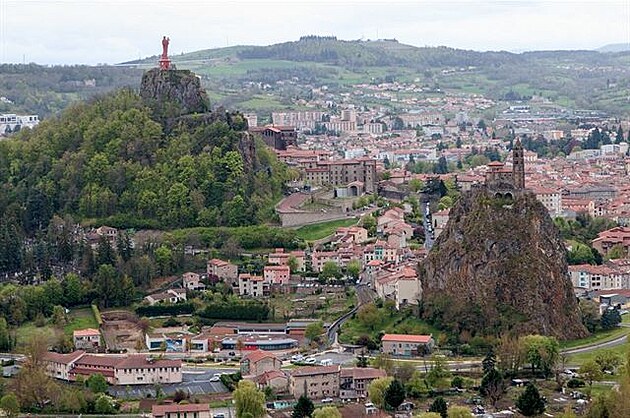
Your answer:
0;89;292;238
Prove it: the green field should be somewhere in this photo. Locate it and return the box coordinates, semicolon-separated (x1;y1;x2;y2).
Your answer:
15;307;98;350
339;305;441;345
567;343;629;366
295;218;358;241
560;325;630;350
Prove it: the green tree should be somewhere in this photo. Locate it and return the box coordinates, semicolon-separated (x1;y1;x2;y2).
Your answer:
0;318;13;351
87;373;109;394
594;350;622;373
63;273;84;306
409;178;425;193
361;215;377;236
426;355;451;388
520;334;560;377
94;394;115;414
429;397;448;418
51;305;67;327
438;196;453;210
292;394;315;418
384;379;406;410
357;303;381;331
579;360;603;388
0;393;19;418
346;259;361;279
480;368;504;407
320;261;341;280
482;349;496;375
313;406;342;418
96;235;117;267
414;414;441;418
601;308;621;330
94;264;119;308
579;299;600;333
154;245;173;276
368;376;394;409
234;380;266;418
304;321;324;342
287;256;299;273
515;383;545;416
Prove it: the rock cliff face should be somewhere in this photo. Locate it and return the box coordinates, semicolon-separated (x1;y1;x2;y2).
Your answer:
140;68;209;118
419;188;587;340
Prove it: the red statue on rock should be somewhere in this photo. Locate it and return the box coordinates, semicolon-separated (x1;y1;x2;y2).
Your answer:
159;36;171;70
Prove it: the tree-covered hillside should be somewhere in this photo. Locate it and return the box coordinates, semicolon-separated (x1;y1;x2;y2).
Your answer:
0;64;143;117
0;89;291;236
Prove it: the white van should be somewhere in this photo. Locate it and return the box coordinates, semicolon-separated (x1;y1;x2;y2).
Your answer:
319;358;333;366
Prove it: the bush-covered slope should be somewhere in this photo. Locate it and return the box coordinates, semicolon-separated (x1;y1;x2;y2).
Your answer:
0;89;291;234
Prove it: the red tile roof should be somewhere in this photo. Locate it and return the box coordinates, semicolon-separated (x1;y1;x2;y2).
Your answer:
43;350;85;365
73;328;100;337
115;355;181;370
291;365;340;377
243;349;279;364
382;334;432;344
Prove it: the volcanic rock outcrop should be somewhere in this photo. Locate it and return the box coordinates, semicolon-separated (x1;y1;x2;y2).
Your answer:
419;188;588;340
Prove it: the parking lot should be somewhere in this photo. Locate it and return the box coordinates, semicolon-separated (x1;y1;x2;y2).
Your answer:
108;368;233;399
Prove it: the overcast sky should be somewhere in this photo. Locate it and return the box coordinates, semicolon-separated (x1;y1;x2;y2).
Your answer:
1;0;630;65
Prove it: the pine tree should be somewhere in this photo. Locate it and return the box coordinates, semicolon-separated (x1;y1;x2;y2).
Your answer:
429;396;448;418
516;383;545;416
384;379;406;410
482;349;496;375
292;395;314;418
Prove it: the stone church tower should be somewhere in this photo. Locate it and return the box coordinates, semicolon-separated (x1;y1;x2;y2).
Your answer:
512;138;525;189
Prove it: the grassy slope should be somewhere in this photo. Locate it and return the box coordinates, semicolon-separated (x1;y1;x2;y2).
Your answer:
15;307;98;350
294;218;357;241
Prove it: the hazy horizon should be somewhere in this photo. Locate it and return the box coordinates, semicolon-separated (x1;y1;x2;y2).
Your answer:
1;0;630;65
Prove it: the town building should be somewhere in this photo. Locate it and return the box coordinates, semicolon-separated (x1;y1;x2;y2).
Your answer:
207;258;239;283
182;272;205;291
240;350;282;376
42;351;183;385
237;273;268;297
289;365;340;399
251;125;298;150
0;113;39;134
268;249;307;272
303;158;377;194
381;334;434;357
592;227;630;258
73;328;101;351
340;368;387;400
263;265;291;285
144;288;187;305
151;403;211;418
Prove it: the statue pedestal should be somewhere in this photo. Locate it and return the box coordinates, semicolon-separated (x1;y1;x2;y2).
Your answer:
159;57;171;70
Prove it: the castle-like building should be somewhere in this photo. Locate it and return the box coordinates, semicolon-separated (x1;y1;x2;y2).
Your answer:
484;138;525;198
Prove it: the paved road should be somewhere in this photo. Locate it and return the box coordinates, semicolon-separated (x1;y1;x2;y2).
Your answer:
561;332;628;355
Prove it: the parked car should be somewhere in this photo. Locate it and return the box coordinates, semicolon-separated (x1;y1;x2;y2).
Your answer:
304;357;317;364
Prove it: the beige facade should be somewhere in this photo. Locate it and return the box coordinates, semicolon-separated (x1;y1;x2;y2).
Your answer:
182;272;205;290
290;365;340;399
207;258;239;282
238;273;268;297
43;351;182;385
382;334;434;357
340;368;387;400
263;265;290;285
73;329;101;351
115;356;182;385
240;350;282;376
